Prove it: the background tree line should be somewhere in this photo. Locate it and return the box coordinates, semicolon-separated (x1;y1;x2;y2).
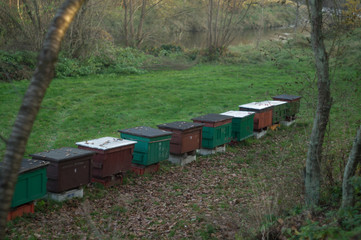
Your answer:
0;0;299;55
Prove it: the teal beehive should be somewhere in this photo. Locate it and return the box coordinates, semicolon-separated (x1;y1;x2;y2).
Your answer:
119;126;172;166
192;114;233;149
221;111;255;142
0;159;49;208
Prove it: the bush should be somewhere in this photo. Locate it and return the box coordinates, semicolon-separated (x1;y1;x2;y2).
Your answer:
0;50;37;81
55;47;148;78
143;44;183;57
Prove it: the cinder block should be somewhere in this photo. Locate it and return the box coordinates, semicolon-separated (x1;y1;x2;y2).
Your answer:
169;151;196;166
253;130;267;139
47;188;83;202
197;144;226;156
280;120;296;127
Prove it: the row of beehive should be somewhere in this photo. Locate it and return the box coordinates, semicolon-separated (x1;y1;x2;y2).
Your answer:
3;94;301;219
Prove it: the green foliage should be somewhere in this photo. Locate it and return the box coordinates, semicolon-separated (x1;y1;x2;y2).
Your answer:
143;44;183;57
55;47;148;78
0;51;37;81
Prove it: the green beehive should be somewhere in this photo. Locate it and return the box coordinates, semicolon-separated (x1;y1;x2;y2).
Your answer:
221;111;255;142
261;100;289;124
272;94;302;119
119;126;172;166
1;159;49;208
192;114;233;149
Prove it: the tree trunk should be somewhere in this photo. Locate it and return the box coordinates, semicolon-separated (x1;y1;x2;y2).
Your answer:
129;0;135;46
213;0;220;48
305;0;332;207
123;0;129;46
0;0;86;238
136;0;146;48
341;126;361;209
207;0;213;49
294;0;300;30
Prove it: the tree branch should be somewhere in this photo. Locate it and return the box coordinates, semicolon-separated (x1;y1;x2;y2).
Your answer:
0;0;86;238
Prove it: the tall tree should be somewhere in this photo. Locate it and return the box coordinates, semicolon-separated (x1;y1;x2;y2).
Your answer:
305;0;332;207
0;0;86;238
121;0;163;48
205;0;251;56
341;126;361;209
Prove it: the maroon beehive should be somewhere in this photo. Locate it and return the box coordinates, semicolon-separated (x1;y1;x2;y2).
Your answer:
76;137;137;178
30;147;94;193
239;102;273;131
157;121;204;155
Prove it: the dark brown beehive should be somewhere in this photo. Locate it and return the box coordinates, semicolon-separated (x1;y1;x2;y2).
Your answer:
30;147;94;193
157;121;204;155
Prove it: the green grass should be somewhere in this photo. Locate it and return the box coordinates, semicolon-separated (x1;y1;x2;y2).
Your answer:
0;63;302;158
2;29;361;239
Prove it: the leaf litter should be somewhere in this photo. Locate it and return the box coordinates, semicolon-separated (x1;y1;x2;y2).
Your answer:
6;127;306;239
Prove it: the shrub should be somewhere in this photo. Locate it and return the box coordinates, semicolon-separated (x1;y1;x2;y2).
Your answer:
0;50;37;81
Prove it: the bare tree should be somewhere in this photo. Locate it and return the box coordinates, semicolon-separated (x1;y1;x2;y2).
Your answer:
0;0;86;238
121;0;163;48
341;126;361;209
304;0;332;207
205;0;251;56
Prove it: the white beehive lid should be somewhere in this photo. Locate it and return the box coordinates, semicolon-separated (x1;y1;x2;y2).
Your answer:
238;101;273;110
76;137;137;150
260;100;288;106
221;110;255;118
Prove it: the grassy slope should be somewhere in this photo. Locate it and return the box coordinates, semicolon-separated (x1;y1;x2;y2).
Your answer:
0;63;301;159
1;32;361;238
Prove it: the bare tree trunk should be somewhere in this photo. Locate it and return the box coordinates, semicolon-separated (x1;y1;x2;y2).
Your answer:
208;0;213;49
213;0;220;47
0;0;86;238
341;126;361;209
31;0;42;32
123;0;129;46
129;0;135;46
136;0;146;48
294;0;300;30
305;0;332;207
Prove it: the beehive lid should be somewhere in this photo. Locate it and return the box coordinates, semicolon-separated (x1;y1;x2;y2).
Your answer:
221;111;255;118
76;137;137;150
260;100;288;107
0;159;49;174
238;102;273;111
157;121;204;131
191;113;233;123
272;94;301;101
30;147;95;162
119;126;172;138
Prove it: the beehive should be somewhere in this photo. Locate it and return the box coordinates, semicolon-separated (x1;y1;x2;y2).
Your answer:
272;94;301;119
0;159;49;208
239;102;273;131
220;111;255;141
119;126;172;166
259;100;289;124
31;147;94;193
157;121;204;154
192;114;232;149
76;137;137;178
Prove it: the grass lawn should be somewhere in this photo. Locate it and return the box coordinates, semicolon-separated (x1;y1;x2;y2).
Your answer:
0;63;303;159
1;57;360;238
